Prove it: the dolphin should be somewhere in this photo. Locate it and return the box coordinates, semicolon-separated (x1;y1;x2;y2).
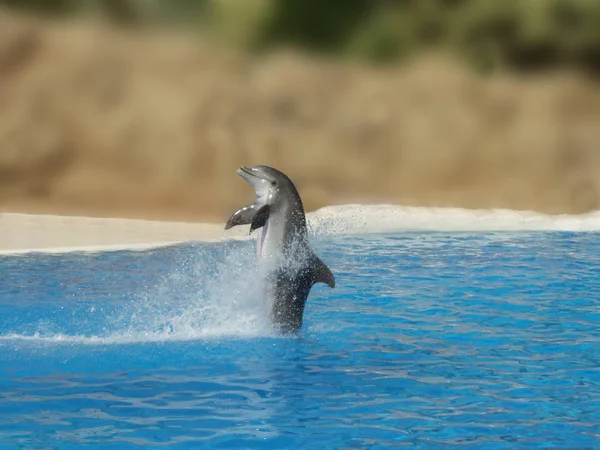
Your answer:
225;165;335;334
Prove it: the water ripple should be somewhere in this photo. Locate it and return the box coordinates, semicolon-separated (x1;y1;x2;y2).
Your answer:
0;232;599;448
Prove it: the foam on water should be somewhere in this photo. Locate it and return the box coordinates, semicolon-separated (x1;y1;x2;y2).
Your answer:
2;204;599;347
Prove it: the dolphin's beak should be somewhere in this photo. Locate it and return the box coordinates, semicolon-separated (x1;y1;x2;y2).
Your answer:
237;165;255;179
238;165;270;184
236;166;263;196
237;166;257;185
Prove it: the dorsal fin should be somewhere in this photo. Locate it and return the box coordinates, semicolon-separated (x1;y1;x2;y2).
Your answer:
250;204;271;234
311;255;335;288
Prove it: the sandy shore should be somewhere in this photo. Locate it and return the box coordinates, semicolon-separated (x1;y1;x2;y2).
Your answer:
0;213;246;254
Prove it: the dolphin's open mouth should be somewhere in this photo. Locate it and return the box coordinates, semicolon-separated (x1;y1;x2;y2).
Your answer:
238;166;272;183
238;166;257;177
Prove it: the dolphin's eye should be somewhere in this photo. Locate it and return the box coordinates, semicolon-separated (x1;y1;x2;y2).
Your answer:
271;181;277;186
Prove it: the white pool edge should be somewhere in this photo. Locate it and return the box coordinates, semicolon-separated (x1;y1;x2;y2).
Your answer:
0;212;248;255
0;240;186;255
2;206;600;255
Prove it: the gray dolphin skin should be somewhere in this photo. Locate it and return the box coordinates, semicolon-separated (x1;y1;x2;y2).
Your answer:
225;165;335;334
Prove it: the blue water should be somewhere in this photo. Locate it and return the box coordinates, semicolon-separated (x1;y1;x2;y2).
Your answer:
1;232;599;448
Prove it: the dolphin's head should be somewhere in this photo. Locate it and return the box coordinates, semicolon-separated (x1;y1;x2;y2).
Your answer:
237;165;300;208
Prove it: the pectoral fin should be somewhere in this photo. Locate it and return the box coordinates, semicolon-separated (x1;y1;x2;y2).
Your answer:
250;204;271;234
225;204;258;230
312;256;335;288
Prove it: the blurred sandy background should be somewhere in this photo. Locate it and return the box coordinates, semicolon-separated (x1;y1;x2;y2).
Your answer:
1;0;600;222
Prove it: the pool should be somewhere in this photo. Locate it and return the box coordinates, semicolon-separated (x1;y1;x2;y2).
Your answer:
1;229;600;448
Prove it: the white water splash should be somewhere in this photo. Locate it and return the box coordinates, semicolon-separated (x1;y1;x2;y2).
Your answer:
1;242;281;345
307;204;600;235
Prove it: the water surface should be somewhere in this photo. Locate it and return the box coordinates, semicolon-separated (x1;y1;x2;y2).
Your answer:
1;232;599;448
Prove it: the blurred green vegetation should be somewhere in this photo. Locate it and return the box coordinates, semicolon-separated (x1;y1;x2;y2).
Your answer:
2;0;600;73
